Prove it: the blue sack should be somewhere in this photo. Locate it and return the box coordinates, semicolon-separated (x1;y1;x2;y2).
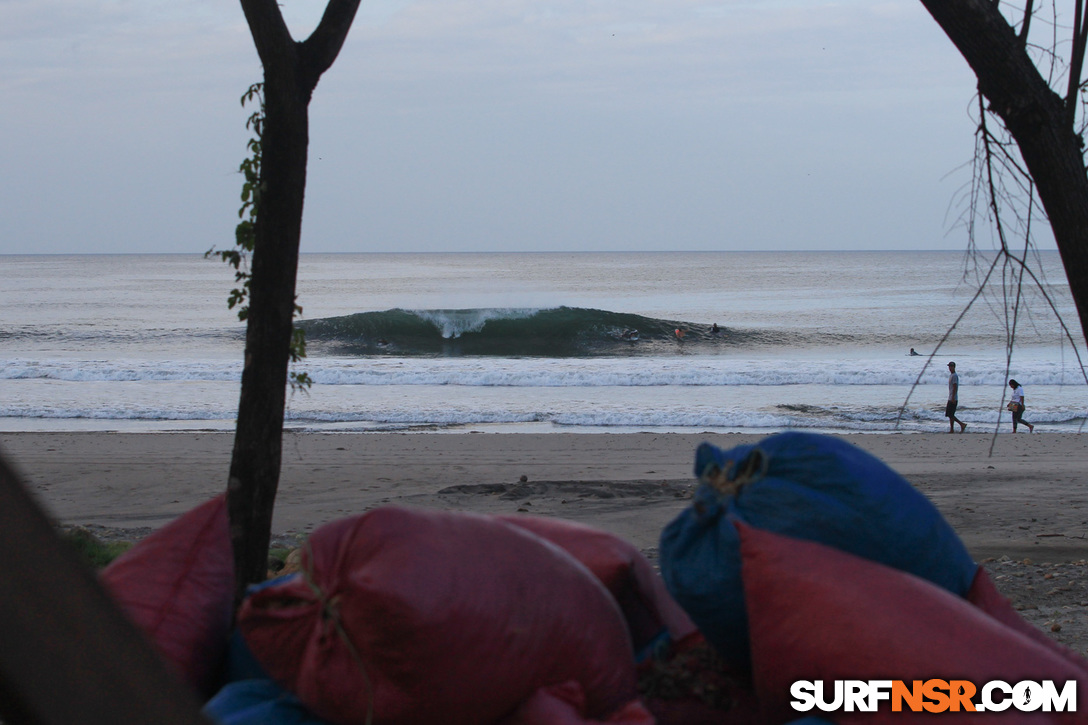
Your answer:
659;432;977;670
204;679;332;725
205;623;331;725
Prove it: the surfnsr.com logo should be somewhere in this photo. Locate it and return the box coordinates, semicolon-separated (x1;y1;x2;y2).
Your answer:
791;680;1077;713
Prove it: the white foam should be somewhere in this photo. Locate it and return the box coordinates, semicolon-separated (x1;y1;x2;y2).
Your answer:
408;308;541;339
6;356;1083;388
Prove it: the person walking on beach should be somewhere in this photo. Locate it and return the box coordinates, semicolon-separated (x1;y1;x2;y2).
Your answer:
946;362;967;433
1007;379;1035;433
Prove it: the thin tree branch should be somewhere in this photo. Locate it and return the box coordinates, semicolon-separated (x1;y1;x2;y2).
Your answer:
1066;0;1088;126
1020;0;1035;46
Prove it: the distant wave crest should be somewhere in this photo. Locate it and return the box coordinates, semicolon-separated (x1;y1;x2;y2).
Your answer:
299;306;788;357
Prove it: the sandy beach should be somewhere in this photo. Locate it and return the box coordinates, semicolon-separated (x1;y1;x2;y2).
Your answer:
3;430;1088;653
3;430;1087;560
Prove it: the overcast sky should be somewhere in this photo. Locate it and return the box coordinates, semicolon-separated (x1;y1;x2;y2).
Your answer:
3;0;1014;255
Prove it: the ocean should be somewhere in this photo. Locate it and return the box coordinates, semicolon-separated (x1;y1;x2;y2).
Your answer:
2;251;1086;434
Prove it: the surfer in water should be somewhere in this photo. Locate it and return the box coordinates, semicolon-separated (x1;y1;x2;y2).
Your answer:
909;348;921;356
674;328;686;341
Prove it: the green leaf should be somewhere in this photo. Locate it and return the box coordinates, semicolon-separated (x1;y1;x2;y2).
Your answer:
208;81;269;327
289;371;313;392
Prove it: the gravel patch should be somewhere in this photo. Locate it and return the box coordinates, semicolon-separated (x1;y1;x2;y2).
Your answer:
980;556;1088;658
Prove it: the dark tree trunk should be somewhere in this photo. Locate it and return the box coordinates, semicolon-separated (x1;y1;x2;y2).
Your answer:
919;0;1088;345
230;0;360;603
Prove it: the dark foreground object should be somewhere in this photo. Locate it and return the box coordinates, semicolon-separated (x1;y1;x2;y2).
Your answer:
0;449;208;725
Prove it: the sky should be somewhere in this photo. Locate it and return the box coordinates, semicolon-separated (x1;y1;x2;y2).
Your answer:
1;0;1021;255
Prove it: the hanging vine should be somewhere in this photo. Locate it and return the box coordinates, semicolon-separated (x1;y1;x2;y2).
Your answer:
207;82;312;390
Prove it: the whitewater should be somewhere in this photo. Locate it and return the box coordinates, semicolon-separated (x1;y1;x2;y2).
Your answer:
2;251;1085;433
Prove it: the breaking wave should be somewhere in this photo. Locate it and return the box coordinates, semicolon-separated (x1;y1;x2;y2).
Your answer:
299;306;805;357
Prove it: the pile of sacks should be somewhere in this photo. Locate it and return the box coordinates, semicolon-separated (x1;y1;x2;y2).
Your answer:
100;498;712;724
98;432;1088;724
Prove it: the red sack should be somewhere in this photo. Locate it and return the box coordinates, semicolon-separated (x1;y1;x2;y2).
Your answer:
499;515;697;651
738;522;1088;723
238;507;640;725
499;681;655;725
100;494;234;697
499;517;759;724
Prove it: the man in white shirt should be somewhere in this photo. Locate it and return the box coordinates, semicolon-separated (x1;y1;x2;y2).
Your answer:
946;362;967;433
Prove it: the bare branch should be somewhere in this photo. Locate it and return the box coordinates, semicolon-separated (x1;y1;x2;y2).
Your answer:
1066;0;1088;126
1020;0;1035;46
301;0;363;85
